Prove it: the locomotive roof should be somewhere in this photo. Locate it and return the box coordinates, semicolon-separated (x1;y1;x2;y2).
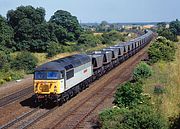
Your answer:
35;54;91;71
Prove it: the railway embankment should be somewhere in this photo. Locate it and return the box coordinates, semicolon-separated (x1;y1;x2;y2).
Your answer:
99;36;180;129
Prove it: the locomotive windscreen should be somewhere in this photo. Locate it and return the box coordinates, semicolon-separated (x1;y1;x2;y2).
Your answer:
34;71;63;80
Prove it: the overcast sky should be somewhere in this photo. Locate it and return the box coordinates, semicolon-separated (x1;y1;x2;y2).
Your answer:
0;0;179;23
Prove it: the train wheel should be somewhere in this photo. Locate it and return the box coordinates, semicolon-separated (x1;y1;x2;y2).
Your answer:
57;97;63;106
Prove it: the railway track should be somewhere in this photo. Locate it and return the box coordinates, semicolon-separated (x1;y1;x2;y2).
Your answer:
49;45;148;129
0;86;33;107
0;105;58;129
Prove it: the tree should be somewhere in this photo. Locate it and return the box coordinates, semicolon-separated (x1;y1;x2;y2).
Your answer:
15;18;33;42
30;39;49;52
6;6;48;51
157;28;178;42
169;19;180;35
157;22;167;28
7;6;45;28
54;24;68;43
33;23;50;42
0;15;14;49
49;10;82;41
157;20;179;42
98;21;110;32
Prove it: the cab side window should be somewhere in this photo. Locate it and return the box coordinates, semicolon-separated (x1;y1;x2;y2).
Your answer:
66;69;74;80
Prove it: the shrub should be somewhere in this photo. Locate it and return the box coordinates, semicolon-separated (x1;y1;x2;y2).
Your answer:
30;39;49;52
47;42;64;57
99;108;128;129
148;36;177;64
101;30;125;44
113;82;144;108
157;28;178;42
78;33;101;47
169;114;180;129
124;105;168;129
154;84;166;94
0;79;5;84
47;41;78;57
6;70;25;81
11;51;38;73
0;51;12;71
99;105;168;129
133;62;153;81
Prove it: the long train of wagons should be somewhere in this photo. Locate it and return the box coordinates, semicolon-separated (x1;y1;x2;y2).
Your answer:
33;30;154;105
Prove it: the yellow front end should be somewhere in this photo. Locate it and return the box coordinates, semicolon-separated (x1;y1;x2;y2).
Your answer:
34;80;61;95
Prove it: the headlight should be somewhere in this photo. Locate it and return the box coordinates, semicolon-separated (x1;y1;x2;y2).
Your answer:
34;83;38;91
54;85;57;92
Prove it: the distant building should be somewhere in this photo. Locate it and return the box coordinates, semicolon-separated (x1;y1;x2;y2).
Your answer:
143;25;155;29
166;24;170;28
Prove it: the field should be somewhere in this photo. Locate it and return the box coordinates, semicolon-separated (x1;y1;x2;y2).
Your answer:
143;38;180;120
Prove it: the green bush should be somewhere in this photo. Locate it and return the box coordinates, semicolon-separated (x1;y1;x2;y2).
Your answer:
148;37;177;64
99;105;168;129
157;28;178;42
0;79;5;84
99;108;128;129
47;41;78;57
0;51;12;71
78;33;101;47
113;82;144;108
133;62;153;81
101;30;125;44
0;70;25;85
11;51;38;73
47;42;64;57
169;114;180;129
154;85;166;94
6;70;25;81
125;105;168;129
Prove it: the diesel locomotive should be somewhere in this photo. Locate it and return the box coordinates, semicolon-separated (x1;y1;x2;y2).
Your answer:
34;30;153;104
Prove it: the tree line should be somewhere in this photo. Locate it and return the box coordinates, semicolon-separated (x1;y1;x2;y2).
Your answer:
157;19;180;42
0;5;125;55
0;6;82;52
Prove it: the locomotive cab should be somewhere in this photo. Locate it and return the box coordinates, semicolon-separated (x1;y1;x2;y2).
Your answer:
34;71;65;94
33;54;92;103
34;70;65;103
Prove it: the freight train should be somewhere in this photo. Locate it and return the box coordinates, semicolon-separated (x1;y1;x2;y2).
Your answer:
33;30;153;105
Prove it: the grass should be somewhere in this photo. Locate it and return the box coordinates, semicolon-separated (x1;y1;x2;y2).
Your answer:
143;40;180;119
32;53;47;65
